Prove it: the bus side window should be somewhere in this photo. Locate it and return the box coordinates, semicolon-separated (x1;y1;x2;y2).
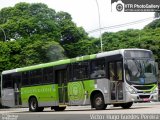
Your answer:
30;69;42;85
22;71;30;86
68;64;73;82
90;58;106;79
72;63;78;81
43;67;54;84
73;61;89;81
2;74;13;88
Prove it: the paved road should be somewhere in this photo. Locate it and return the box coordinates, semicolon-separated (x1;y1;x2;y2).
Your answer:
0;102;160;120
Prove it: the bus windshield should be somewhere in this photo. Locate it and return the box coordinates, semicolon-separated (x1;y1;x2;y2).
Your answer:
124;59;157;84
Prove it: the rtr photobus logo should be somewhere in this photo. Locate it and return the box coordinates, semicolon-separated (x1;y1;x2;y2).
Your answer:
111;0;124;12
111;0;160;12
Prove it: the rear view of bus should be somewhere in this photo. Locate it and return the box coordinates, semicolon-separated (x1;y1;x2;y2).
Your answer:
124;49;159;103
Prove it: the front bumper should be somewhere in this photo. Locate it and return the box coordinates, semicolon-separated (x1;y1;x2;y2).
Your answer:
126;92;159;102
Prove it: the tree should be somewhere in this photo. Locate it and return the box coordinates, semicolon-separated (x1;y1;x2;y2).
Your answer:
63;38;99;58
0;2;60;41
20;40;65;66
0;2;71;72
0;2;90;58
0;41;22;72
55;11;88;45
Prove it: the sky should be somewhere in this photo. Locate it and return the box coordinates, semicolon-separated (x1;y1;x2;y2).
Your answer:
0;0;155;37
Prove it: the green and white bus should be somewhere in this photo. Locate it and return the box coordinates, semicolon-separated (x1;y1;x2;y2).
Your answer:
1;48;159;111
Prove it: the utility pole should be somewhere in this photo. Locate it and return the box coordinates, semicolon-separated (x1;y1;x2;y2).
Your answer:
95;0;103;52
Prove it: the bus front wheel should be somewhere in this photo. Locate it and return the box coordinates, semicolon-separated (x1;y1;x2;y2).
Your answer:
120;102;133;109
29;97;44;112
93;93;107;110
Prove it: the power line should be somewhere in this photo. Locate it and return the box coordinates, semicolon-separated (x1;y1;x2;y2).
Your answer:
88;17;155;33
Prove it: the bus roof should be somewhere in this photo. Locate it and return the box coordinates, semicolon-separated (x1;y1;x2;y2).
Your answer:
2;54;96;75
1;48;151;75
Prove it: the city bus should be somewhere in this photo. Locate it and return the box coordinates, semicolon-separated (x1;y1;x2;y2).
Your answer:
1;48;159;112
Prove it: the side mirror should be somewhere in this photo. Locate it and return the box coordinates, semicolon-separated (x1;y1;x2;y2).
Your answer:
155;62;159;76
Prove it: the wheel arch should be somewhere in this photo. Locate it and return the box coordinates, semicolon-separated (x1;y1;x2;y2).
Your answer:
90;90;104;108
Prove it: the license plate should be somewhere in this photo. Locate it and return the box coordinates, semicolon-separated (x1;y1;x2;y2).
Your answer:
143;98;150;101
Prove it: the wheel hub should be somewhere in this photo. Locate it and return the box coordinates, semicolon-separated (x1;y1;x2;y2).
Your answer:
95;97;102;106
31;101;36;110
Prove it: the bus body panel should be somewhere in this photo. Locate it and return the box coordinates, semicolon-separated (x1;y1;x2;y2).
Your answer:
68;80;95;105
1;88;15;107
21;84;59;107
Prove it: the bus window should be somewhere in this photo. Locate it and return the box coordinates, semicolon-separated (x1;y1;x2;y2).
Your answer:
2;74;13;88
68;64;73;82
90;58;106;78
22;71;30;86
55;69;67;85
73;61;89;81
30;69;42;85
43;67;54;84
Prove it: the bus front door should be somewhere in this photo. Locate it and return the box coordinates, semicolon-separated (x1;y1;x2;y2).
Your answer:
56;69;68;105
109;61;124;102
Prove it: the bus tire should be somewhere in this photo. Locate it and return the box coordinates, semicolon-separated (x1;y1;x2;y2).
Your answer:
93;93;107;110
29;97;39;112
120;102;133;109
51;106;66;111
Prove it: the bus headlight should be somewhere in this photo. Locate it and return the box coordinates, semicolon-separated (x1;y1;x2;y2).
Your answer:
152;87;158;94
127;86;136;94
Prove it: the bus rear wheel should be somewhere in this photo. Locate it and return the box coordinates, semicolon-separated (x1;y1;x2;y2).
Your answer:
29;97;44;112
120;102;133;109
51;106;66;111
93;93;107;110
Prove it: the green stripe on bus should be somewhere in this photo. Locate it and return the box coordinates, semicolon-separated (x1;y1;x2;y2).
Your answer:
17;54;96;72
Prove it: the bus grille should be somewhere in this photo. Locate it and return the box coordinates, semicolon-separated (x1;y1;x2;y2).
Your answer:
133;85;153;90
139;95;150;99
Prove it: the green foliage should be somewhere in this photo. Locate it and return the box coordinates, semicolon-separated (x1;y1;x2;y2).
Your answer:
144;19;160;29
0;39;65;72
0;41;22;72
0;2;60;41
0;2;90;72
101;28;160;66
63;38;99;58
21;40;65;66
